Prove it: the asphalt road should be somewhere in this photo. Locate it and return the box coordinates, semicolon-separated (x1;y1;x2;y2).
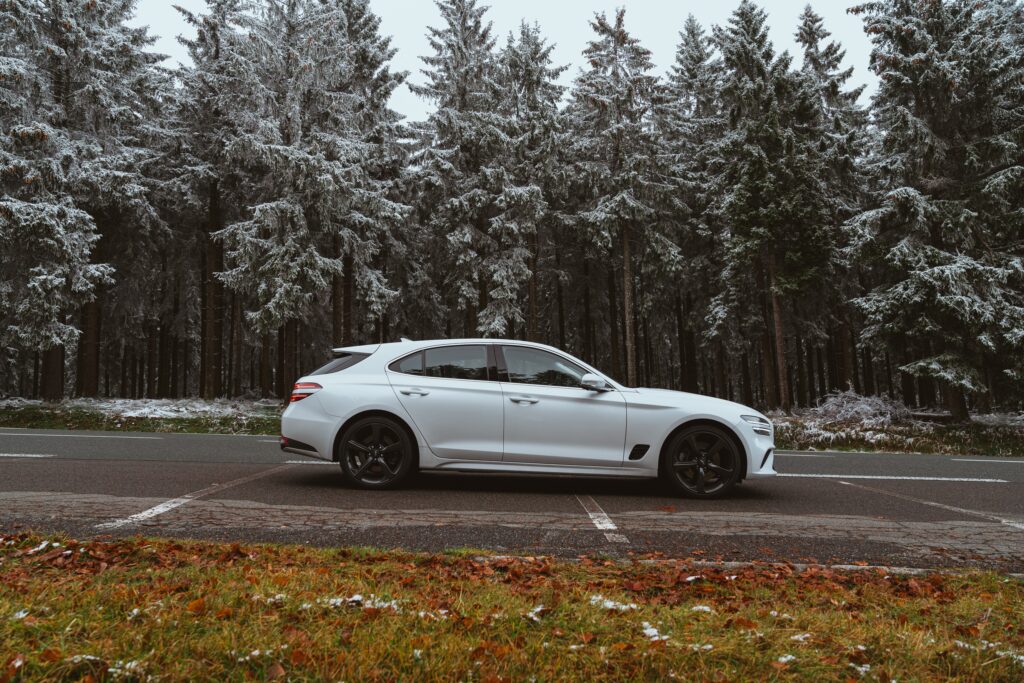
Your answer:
1;426;1022;571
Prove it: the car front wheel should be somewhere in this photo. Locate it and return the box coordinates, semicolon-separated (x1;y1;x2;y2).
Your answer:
338;416;414;489
661;424;742;499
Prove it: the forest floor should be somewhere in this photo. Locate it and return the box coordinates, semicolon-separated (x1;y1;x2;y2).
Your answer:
1;394;1022;456
2;532;1023;682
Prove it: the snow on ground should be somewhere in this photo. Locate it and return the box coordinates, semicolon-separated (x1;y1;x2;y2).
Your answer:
0;397;281;418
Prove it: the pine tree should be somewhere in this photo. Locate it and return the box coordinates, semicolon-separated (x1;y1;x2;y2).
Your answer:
661;15;723;394
488;22;567;338
794;4;868;401
847;0;1024;419
706;0;833;410
410;0;506;336
569;9;667;386
0;0;163;399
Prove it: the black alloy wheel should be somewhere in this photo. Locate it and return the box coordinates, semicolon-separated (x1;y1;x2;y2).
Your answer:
663;424;742;499
338;416;413;489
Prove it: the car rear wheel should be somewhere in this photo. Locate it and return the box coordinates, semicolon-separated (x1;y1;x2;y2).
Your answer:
662;424;741;499
338;416;414;489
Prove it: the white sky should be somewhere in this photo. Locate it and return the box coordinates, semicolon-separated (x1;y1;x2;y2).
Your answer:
132;0;877;122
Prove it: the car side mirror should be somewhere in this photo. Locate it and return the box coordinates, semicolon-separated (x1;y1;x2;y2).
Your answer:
581;373;611;392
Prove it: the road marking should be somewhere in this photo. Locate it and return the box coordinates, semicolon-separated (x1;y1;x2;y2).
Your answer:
0;453;55;458
258;439;280;443
774;453;834;458
0;433;161;440
778;474;1007;483
575;494;629;543
952;458;1024;464
284;460;333;465
837;480;1024;531
96;464;295;530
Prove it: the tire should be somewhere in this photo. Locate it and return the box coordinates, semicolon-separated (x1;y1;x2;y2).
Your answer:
661;424;742;499
337;415;414;490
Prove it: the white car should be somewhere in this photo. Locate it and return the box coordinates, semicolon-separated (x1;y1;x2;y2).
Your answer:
280;339;775;498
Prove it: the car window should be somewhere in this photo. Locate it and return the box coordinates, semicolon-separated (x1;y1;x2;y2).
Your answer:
309;353;369;376
389;352;423;376
502;346;587;387
424;345;489;381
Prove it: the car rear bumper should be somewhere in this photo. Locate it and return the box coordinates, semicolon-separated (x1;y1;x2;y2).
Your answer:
279;436;331;462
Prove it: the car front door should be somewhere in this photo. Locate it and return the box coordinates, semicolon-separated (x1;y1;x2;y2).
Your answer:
498;345;627;467
388;344;503;461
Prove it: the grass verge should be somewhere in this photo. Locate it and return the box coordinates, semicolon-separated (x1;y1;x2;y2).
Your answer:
2;533;1022;681
0;406;279;436
774;418;1024;457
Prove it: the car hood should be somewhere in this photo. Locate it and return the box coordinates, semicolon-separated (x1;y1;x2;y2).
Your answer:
623;387;767;421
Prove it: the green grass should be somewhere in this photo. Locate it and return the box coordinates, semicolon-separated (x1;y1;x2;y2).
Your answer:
774;418;1024;457
0;405;280;436
2;533;1023;681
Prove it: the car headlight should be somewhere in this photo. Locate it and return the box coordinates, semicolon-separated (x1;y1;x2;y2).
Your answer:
741;415;773;437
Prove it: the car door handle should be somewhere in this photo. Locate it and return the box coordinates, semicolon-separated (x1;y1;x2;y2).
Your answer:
509;396;538;404
400;388;430;396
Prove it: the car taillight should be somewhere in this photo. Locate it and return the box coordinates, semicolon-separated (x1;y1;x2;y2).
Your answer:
289;382;322;402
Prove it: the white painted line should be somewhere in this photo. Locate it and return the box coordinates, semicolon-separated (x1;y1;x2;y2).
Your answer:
778;474;1007;483
838;480;1024;531
774;453;834;458
576;494;629;543
258;439;280;443
0;433;161;440
284;460;333;465
96;464;295;529
0;453;56;458
952;458;1024;464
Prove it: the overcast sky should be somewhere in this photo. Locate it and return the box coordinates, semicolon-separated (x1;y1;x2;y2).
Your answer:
132;1;877;122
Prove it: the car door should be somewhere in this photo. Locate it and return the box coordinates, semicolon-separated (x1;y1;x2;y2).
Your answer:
498;345;627;467
387;344;504;461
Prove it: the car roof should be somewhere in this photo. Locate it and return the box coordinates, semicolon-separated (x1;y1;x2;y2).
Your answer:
332;338;564;356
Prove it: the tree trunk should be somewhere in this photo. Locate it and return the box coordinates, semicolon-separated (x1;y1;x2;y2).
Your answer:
945;385;970;422
146;325;158;398
231;294;242;396
583;259;594;363
767;256;790;411
607;268;620;380
760;333;777;410
41;346;64;401
158;324;171;398
621;228;637;387
260;333;273;398
343;253;354;345
78;298;101;397
332;235;345;347
527;230;538;340
203;180;224;398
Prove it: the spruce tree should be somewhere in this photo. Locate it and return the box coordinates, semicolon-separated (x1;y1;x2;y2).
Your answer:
848;0;1024;419
410;0;506;336
569;9;666;387
706;0;833;409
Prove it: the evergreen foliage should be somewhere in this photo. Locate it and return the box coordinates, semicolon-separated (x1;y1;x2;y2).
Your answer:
1;0;1021;418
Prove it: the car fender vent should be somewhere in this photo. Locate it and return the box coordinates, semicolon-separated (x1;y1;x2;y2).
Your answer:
628;444;650;461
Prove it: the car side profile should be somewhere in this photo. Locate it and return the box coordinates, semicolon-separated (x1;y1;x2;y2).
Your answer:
280;339;776;498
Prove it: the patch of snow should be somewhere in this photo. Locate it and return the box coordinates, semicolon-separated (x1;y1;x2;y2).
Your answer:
527;605;546;622
589;595;637;611
691;605;713;613
642;622;669;641
690;643;713;652
791;632;813;642
0;397;281;419
12;609;29;620
850;663;871;676
777;654;796;664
